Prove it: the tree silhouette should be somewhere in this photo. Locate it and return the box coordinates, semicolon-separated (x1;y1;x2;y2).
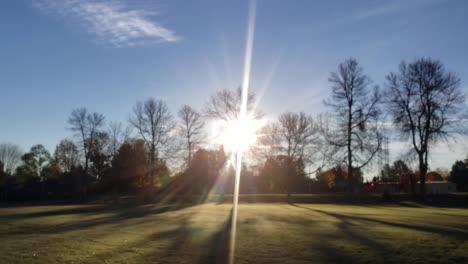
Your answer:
450;160;468;191
54;139;79;173
278;112;317;198
204;87;263;122
386;58;466;197
111;139;148;196
68;108;106;177
130;99;175;188
107;121;132;160
178;105;204;167
325;58;382;191
88;131;111;180
0;142;22;175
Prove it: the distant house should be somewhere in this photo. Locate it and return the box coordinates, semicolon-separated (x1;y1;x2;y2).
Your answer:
419;181;457;195
426;172;444;182
376;181;457;195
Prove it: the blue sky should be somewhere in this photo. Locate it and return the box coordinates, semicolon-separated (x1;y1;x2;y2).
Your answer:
1;0;467;172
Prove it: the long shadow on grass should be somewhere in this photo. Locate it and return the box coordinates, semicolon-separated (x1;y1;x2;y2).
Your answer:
1;204;119;220
288;204;412;263
155;208;233;264
76;203;233;264
291;204;468;240
85;213;197;263
198;209;232;264
3;203;198;236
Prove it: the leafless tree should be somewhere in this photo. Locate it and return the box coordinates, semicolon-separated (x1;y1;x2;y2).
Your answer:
178;105;204;167
325;59;382;190
204;87;263;122
386;58;466;197
278;112;317;165
68;108;106;176
0;142;22;175
255;114;326;180
129;98;175;187
254;123;281;161
275;112;319;198
54;139;79;173
107;121;132;159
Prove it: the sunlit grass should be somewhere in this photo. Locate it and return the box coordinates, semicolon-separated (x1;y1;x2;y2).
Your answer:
1;203;467;264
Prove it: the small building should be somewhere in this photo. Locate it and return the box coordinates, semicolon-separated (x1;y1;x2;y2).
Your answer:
419;181;457;195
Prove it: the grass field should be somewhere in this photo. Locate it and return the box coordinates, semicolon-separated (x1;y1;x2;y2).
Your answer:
1;202;467;264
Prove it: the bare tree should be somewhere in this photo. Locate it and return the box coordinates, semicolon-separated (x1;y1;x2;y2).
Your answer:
54;139;79;173
386;58;466;197
68;108;106;176
278;112;317;164
130;99;175;187
107;121;132;159
0;143;22;175
325;59;382;190
204;87;263;122
277;112;318;198
254;123;281;161
178;105;204;167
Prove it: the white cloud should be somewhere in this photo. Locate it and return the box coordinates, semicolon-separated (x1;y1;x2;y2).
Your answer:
344;0;446;23
33;0;178;47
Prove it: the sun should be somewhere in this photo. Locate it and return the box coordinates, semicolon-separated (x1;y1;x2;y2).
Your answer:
215;114;261;153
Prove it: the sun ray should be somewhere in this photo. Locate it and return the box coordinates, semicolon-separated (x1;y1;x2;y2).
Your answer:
229;1;257;264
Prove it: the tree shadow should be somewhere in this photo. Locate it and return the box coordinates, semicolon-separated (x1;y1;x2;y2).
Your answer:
1;204;117;220
197;209;233;264
291;204;468;240
3;203;198;236
137;206;233;264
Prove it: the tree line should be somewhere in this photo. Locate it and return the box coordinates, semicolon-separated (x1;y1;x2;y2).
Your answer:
0;57;467;202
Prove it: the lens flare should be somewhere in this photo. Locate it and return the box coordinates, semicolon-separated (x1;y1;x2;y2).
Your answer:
229;1;256;264
215;114;260;153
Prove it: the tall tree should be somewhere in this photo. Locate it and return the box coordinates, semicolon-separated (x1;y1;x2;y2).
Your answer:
178;105;204;167
111;139;148;195
107;121;132;160
204;87;263;122
183;147;227;195
277;112;317;198
254;123;281;161
29;144;52;179
16;145;51;179
88;131;111;179
68;108;105;176
17;145;51;194
325;58;382;190
278;112;317;164
54;139;79;173
386;58;466;197
0;142;22;175
130;99;175;187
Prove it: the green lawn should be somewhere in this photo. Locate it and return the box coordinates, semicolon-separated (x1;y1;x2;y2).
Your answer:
1;202;467;264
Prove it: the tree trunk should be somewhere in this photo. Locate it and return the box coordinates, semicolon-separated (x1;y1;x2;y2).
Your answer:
347;104;353;192
188;142;192;168
150;144;156;188
286;157;292;203
418;154;427;199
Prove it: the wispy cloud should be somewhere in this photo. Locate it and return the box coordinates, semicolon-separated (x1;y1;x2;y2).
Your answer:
346;0;446;23
32;0;178;47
